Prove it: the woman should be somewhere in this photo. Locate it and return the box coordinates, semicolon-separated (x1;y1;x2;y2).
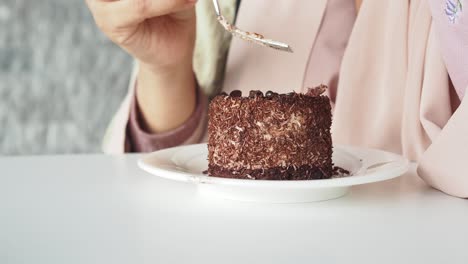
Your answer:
86;0;468;198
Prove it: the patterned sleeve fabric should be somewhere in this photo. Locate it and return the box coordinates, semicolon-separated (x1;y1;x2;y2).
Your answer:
428;0;468;99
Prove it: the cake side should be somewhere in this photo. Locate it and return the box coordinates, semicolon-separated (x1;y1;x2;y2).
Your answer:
207;88;333;180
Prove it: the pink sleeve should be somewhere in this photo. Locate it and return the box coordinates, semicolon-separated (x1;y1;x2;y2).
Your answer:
428;0;468;99
126;84;208;153
416;0;468;198
417;96;468;198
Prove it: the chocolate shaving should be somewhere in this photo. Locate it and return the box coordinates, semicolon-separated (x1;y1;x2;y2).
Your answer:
229;90;242;97
332;166;351;178
265;90;278;98
249;90;263;98
250;32;264;39
306;85;327;97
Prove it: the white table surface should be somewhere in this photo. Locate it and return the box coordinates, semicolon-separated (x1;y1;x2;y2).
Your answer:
1;154;467;264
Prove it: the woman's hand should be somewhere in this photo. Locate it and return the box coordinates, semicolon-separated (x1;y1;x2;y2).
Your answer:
86;0;198;133
86;0;197;71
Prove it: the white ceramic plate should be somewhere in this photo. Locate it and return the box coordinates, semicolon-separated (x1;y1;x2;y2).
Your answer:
138;144;409;203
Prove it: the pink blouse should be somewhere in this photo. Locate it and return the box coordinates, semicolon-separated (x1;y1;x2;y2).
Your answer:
126;0;465;153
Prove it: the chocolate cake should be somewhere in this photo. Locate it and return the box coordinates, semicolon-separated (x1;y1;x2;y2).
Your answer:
207;85;333;180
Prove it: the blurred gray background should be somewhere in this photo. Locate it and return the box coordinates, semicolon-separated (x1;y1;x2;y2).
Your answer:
0;0;132;155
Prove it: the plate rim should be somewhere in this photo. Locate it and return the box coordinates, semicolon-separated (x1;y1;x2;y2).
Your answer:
138;144;410;189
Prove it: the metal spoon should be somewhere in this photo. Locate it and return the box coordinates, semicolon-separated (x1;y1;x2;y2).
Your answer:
212;0;293;53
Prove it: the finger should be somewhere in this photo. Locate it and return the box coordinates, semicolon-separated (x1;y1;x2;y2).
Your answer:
88;0;197;29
